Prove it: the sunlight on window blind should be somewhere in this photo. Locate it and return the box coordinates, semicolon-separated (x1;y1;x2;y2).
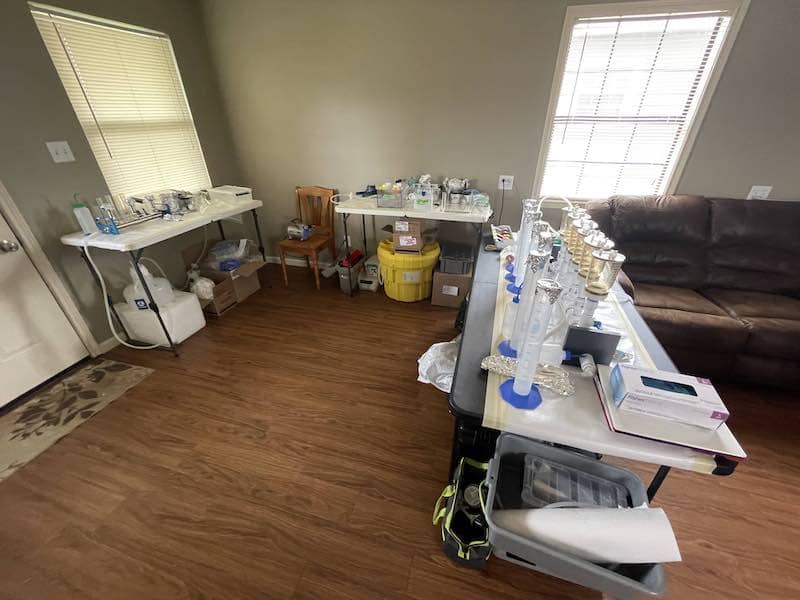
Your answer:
32;8;211;196
540;11;731;199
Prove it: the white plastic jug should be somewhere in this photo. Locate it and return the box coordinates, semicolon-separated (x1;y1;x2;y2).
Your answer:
124;264;175;310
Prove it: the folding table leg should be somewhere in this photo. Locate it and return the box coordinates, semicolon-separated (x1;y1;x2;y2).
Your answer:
342;213;353;297
130;250;179;356
78;248;130;340
647;465;671;502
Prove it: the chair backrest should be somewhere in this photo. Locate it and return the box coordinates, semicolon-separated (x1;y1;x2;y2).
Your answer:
296;185;337;234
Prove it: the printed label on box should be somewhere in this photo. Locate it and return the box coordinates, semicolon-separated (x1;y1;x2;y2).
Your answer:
398;235;418;247
442;285;459;296
395;221;409;232
402;270;421;283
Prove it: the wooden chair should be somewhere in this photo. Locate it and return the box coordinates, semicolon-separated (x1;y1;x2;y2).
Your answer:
277;185;338;290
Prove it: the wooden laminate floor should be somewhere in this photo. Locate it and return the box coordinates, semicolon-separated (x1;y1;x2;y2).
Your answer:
1;265;798;600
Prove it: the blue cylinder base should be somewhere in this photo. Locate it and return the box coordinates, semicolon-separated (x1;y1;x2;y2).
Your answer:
505;263;514;273
497;339;517;358
506;283;522;295
499;378;542;410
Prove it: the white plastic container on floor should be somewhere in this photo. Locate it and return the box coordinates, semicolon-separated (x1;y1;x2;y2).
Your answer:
123;264;174;310
114;291;205;347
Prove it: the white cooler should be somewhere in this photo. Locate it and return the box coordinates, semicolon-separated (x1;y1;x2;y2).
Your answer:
115;291;206;347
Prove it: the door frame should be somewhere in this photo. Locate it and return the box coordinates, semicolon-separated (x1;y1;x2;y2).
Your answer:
0;178;98;355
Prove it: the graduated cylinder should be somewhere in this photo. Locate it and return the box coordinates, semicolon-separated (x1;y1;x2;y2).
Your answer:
513;279;563;396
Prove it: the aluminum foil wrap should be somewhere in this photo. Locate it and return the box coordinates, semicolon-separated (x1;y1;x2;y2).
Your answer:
480;355;575;396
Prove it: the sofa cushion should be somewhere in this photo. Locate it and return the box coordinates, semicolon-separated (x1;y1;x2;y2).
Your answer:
605;195;709;288
742;318;800;359
733;354;800;389
706;198;800;296
659;345;734;380
701;288;800;320
637;306;749;354
635;283;728;316
609;195;708;243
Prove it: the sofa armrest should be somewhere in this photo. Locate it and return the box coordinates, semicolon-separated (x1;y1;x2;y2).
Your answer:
617;269;636;301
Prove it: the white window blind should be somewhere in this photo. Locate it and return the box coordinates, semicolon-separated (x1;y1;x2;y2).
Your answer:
539;6;735;199
32;6;211;196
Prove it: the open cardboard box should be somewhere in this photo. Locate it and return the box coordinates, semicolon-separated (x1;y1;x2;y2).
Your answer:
182;239;266;315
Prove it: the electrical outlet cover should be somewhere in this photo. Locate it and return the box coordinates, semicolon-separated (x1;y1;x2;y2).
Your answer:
498;175;514;190
746;185;772;200
46;141;75;163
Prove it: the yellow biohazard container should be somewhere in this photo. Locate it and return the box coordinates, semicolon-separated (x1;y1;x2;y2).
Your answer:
378;239;440;302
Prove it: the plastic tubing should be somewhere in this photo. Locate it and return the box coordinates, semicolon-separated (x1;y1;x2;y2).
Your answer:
82;236;161;350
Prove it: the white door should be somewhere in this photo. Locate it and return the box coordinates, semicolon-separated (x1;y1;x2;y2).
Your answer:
0;212;87;406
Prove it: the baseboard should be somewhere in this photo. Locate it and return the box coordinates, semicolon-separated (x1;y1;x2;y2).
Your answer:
265;255;334;268
96;336;120;356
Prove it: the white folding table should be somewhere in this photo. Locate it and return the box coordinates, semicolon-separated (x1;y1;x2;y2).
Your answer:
333;195;493;293
450;237;745;502
61;200;266;354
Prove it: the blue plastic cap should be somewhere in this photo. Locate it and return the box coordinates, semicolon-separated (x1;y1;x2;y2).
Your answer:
499;379;542;410
563;350;573;361
594;320;602;329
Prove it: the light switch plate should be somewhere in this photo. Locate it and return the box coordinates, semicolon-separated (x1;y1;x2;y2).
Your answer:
746;185;772;200
498;175;514;190
46;141;75;163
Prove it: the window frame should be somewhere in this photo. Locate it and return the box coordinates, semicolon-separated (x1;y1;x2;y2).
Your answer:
531;0;750;202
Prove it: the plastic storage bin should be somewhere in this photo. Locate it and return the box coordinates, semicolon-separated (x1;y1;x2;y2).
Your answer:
377;239;440;302
406;183;440;211
377;189;403;208
485;434;665;599
336;258;364;294
439;241;474;274
444;192;474;213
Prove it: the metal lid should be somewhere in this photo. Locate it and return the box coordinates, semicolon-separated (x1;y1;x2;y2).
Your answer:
536;278;563;303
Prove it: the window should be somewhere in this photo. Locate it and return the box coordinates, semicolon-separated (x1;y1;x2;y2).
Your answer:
536;0;747;199
31;4;211;196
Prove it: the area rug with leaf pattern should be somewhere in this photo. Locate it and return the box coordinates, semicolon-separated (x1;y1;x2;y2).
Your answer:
0;358;153;481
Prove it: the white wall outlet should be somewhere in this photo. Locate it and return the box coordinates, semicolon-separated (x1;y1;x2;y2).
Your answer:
46;141;75;163
746;185;772;200
498;175;514;190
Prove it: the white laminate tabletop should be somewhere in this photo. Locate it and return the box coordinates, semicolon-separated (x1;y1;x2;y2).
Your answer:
334;195;493;224
60;200;263;252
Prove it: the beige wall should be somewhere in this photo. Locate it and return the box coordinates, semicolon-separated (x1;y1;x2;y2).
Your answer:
0;0;241;342
202;0;800;240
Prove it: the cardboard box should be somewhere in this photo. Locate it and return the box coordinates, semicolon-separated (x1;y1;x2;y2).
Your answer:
610;364;729;430
431;268;472;308
393;219;423;252
182;240;265;316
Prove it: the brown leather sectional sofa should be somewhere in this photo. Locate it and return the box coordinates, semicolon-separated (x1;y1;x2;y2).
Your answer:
586;195;800;390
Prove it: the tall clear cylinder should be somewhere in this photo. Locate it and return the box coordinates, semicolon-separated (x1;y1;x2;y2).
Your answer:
513;279;563;396
510;234;553;352
512;199;541;288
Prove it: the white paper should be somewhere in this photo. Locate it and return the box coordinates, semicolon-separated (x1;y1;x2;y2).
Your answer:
493;507;682;564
